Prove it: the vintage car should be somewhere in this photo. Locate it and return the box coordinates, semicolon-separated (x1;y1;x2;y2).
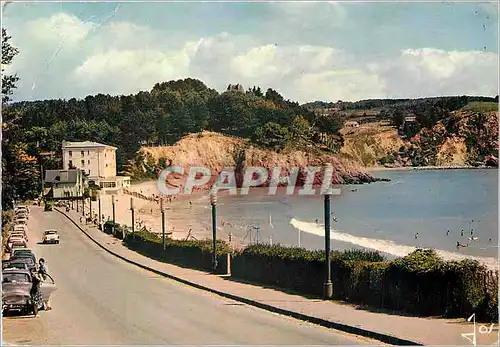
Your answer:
42;230;60;244
8;236;27;249
12;248;35;259
14;218;28;225
13;224;28;233
8;255;36;272
2;260;29;271
8;231;28;242
2;268;57;316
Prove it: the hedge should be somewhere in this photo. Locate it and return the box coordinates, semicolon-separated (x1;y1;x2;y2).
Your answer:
103;221;126;239
111;228;498;322
231;245;498;322
122;229;231;274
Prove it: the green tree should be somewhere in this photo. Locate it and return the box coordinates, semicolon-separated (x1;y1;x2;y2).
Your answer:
252;122;290;150
2;28;19;105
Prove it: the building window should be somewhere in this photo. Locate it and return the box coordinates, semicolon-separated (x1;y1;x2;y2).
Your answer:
81;159;85;166
69;160;73;168
81;151;84;156
88;151;90;155
88;160;90;164
105;164;108;167
105;152;107;158
69;151;72;157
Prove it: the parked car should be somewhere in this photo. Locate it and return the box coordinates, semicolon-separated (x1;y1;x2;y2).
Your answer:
14;218;27;225
11;249;35;261
9;255;36;271
13;224;28;233
8;231;28;242
2;260;29;271
2;268;57;316
12;249;34;257
8;236;27;249
15;206;29;213
42;230;60;244
15;212;28;220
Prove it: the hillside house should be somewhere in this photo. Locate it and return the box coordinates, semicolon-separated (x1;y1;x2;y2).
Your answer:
44;169;85;199
62;141;130;193
345;121;360;128
399;114;418;131
227;84;245;92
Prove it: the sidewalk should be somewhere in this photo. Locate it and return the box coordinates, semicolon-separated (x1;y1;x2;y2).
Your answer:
57;207;499;346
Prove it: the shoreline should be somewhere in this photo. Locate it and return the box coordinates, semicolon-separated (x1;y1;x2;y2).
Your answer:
365;165;497;172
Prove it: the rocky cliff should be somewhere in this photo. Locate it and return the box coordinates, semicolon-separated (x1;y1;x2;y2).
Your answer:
123;131;386;190
339;111;498;168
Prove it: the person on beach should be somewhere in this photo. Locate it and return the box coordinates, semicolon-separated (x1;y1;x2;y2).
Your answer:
470;229;474;236
461;229;464;236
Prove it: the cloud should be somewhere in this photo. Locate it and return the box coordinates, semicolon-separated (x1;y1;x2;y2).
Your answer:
4;10;499;103
372;48;499;98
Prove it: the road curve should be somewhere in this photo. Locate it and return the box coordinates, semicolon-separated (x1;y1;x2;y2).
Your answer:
2;207;373;345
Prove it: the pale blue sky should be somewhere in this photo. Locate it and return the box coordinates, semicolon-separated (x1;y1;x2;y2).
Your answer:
2;1;499;102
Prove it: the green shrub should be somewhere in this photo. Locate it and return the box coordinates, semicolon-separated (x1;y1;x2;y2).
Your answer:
231;245;498;322
123;229;231;273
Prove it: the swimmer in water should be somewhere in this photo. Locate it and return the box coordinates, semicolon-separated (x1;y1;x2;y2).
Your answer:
414;233;419;239
315;219;319;224
489;238;492;243
446;229;450;236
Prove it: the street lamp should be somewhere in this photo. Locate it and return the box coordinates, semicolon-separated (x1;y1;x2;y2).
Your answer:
111;195;116;235
322;162;341;300
210;191;218;273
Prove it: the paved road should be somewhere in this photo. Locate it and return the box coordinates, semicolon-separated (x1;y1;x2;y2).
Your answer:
2;207;374;345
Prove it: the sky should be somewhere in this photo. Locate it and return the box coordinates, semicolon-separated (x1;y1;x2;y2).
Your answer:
2;0;499;104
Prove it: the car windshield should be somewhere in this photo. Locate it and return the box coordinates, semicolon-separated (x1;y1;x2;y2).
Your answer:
45;231;57;235
12;257;34;266
2;273;30;283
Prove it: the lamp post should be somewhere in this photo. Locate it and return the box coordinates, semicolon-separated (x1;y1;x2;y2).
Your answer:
111;195;116;235
131;197;135;239
322;162;341;300
161;197;166;257
210;192;218;273
323;189;333;299
98;193;102;229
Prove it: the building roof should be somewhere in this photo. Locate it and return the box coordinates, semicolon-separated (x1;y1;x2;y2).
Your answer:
62;141;117;150
45;169;82;183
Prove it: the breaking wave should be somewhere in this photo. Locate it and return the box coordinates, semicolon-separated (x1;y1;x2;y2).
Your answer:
290;218;499;271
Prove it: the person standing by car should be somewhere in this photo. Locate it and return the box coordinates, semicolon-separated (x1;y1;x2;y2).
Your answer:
37;259;53;310
38;258;48;279
30;270;43;316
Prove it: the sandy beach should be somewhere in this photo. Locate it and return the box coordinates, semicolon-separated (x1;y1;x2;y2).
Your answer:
88;181;217;241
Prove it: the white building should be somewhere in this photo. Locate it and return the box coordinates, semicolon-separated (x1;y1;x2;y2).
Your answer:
61;141;130;192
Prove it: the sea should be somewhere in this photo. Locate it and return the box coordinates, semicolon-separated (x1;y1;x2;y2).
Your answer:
151;169;499;269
